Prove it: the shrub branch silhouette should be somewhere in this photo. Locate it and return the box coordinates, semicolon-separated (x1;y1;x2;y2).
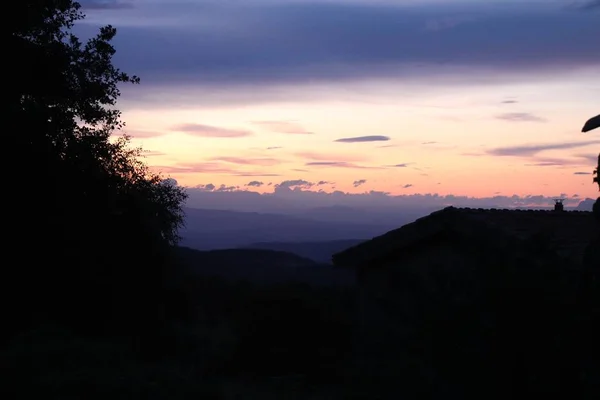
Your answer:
594;153;599;192
582;114;600;191
5;1;187;339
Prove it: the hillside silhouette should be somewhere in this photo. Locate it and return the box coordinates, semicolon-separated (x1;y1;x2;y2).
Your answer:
240;239;366;263
176;246;355;286
3;2;600;399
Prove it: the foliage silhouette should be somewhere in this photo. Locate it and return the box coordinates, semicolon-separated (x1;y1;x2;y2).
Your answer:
4;0;187;340
595;153;599;193
581;114;599;192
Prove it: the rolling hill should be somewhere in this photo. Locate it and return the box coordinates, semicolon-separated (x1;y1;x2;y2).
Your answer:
239;239;366;264
175;247;355;287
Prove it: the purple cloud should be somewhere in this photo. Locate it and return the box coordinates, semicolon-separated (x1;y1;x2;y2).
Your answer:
495;113;546;123
88;1;600;95
295;151;368;162
183;185;588;214
274;180;314;191
487;140;600;157
335;135;390;143
78;0;133;9
151;162;241;174
120;129;166;138
234;173;281;177
525;162;568;167
210;156;280;166
172;123;252;138
573;0;600;10
253;121;313;135
246;181;264;187
197;183;216;192
353;179;367;187
142;150;166;157
305;161;381;169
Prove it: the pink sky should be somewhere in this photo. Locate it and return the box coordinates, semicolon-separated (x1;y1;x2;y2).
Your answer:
85;0;599;201
121;67;599;199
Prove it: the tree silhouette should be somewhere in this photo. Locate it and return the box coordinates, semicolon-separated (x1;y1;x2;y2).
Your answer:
594;153;599;193
4;1;187;339
582;114;600;192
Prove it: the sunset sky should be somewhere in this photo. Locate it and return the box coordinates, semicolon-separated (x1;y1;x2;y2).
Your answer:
78;0;599;202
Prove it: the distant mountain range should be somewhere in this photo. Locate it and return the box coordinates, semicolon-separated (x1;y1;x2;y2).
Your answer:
179;207;401;252
180;203;598;263
575;198;596;211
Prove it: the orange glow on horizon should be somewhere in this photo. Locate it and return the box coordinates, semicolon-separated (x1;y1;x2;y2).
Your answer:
127;68;599;200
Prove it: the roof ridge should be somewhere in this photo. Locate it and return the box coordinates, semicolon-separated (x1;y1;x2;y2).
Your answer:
452;207;591;214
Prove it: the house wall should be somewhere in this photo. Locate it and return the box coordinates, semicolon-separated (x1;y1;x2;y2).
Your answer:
354;238;486;376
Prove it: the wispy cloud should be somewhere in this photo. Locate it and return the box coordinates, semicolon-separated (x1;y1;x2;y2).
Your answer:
234;172;281;177
115;129;166;138
574;171;592;175
495;112;546;123
295;151;367;162
353;179;367;187
142;150;166;157
488;140;600;157
253;121;313;135
210;156;280;166
576;153;599;164
305;161;381;169
78;0;133;9
401;184;414;189
523;156;592;167
151;162;240;174
501;99;518;104
335;135;390;143
424;15;476;32
525;161;567;167
172;123;252;138
151;160;282;176
573;0;600;10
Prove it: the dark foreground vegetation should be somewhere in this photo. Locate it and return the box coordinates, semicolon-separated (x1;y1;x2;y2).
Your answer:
3;244;600;399
3;1;599;399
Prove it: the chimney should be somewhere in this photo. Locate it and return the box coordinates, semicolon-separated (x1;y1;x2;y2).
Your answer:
553;199;564;212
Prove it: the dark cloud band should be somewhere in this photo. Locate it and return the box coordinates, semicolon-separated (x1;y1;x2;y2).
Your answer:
73;1;600;90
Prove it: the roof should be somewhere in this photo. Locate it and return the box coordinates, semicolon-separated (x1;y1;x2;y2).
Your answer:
332;206;596;268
